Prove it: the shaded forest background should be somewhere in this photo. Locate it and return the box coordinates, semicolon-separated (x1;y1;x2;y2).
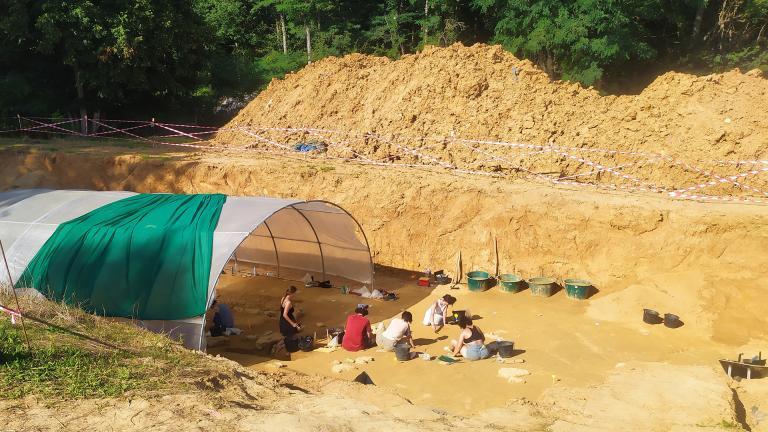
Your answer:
1;0;766;125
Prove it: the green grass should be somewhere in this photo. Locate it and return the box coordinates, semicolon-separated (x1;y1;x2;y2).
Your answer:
718;419;739;429
0;325;138;398
0;292;214;401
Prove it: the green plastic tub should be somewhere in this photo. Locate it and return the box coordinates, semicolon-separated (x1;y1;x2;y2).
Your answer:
527;277;556;297
498;274;524;293
564;279;592;300
466;271;493;292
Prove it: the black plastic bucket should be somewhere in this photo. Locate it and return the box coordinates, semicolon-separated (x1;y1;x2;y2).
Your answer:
497;341;515;358
664;313;682;328
451;310;467;324
643;309;662;324
394;344;411;361
298;335;314;352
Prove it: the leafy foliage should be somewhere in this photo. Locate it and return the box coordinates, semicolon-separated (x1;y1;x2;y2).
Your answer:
0;0;765;122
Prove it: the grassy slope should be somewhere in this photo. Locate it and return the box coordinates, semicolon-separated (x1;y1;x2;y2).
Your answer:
0;291;215;400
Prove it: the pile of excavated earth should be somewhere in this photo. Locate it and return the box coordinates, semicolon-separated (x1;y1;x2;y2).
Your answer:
215;44;768;196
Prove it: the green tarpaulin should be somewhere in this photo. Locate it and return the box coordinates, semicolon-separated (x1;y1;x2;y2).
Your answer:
16;193;226;320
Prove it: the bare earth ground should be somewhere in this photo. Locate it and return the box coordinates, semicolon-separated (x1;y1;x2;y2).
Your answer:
208;270;739;417
1;142;767;431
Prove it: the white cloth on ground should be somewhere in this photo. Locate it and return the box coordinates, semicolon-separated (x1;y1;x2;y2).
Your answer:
224;327;242;336
352;285;371;297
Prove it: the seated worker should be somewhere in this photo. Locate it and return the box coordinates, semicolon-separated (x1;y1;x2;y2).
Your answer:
342;304;374;352
376;311;415;351
450;316;490;361
210;300;237;337
422;294;457;333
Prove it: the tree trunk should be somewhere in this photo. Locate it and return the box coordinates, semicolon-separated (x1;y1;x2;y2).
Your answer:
305;24;312;63
75;69;87;135
275;18;281;50
423;0;429;45
538;51;556;78
691;1;706;42
92;110;101;134
279;14;288;54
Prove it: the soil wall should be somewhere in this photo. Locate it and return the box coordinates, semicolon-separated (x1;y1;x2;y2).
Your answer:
2;147;767;346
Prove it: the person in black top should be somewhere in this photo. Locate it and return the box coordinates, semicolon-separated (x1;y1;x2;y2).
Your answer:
450;316;490;360
279;286;302;352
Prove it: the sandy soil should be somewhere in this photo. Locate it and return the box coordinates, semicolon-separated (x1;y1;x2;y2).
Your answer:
3;146;766;344
0;348;752;432
1;144;766;430
207;266;751;418
214;44;768;197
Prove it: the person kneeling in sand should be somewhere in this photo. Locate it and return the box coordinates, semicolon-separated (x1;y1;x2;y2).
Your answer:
342;304;374;352
377;311;415;351
450;316;490;361
209;300;242;337
422;294;456;333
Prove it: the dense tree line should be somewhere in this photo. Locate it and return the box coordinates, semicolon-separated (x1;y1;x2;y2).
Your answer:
1;0;766;125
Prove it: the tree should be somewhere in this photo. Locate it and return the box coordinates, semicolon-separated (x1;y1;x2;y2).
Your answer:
473;0;659;85
256;0;335;63
27;0;211;126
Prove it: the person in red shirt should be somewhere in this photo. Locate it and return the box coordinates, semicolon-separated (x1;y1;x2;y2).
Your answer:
342;304;374;352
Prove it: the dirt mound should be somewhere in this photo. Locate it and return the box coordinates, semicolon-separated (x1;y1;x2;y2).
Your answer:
215;44;768;198
219;43;768;159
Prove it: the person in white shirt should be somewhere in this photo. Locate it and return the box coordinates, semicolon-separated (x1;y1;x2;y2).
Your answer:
376;311;415;351
422;295;457;333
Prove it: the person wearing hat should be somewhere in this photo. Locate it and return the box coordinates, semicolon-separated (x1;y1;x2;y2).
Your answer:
342;304;374;352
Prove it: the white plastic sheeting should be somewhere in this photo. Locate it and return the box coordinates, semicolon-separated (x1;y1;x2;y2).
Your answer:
0;189;373;349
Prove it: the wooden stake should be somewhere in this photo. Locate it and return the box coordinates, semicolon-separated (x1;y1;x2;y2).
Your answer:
494;236;499;277
0;239;31;351
455;250;462;285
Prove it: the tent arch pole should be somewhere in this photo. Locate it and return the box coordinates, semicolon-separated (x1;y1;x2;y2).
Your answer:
304;200;375;290
262;220;281;278
206;199;375;315
289;205;326;281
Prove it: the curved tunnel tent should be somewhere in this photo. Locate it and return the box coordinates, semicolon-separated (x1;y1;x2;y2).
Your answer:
0;189;373;350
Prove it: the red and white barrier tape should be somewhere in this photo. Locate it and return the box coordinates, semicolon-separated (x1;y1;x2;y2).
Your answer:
3;117;767;204
0;305;21;325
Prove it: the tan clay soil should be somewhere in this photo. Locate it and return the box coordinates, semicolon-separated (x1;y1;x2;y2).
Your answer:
206;270;743;418
0;354;751;431
2;144;767;430
213;44;768;196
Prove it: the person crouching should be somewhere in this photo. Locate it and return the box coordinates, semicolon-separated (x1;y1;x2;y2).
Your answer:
376;311;415;351
342;304;374;352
